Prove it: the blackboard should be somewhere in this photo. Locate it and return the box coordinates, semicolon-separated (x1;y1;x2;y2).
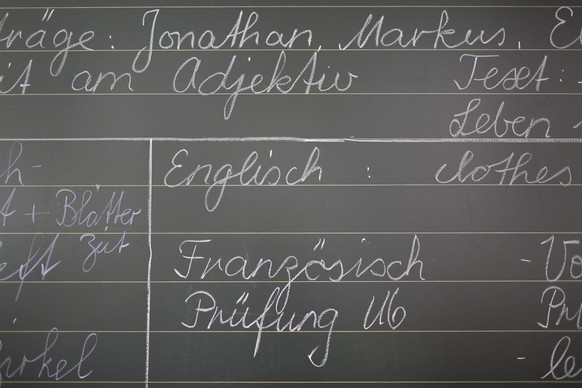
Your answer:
1;0;582;386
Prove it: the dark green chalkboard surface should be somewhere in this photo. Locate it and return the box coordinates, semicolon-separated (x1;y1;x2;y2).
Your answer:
0;0;581;386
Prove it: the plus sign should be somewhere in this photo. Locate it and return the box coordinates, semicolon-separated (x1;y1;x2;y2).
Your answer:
24;204;50;223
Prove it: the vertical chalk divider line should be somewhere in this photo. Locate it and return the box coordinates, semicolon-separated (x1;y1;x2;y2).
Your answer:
146;138;153;387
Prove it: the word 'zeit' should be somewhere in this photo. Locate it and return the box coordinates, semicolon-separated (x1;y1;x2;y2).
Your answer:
175;235;424;282
435;150;572;185
0;329;97;383
543;336;582;380
172;50;357;120
538;286;582;330
454;54;549;91
182;287;337;368
79;232;130;273
340;9;505;49
541;235;582;282
164;146;322;212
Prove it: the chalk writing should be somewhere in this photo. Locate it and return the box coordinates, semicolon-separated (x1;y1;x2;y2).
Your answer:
172;51;357;119
0;329;97;384
340;10;505;49
0;234;60;301
449;99;551;138
543;336;582;380
538;286;582;329
182;287;337;367
435;150;572;185
175;235;424;282
55;189;141;228
541;236;582;282
454;54;549;91
164;146;323;211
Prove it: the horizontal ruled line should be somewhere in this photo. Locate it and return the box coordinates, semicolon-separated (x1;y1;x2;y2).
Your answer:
1;92;582;96
1;137;582;143
0;5;580;9
2;381;582;385
0;280;578;284
345;137;582;143
113;382;582;385
0;232;578;235
1;381;582;385
0;183;580;188
2;48;582;53
0;330;579;334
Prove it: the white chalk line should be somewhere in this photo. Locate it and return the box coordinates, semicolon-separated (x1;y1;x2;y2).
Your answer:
145;139;153;388
1;137;582;143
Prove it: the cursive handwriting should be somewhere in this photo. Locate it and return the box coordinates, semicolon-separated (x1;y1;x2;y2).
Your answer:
538;286;582;329
175;235;424;282
133;9;312;73
454;54;549;92
164;146;323;211
435;150;572;185
541;236;582;282
543;336;582;380
0;11;94;77
0;329;97;383
340;10;505;49
550;7;582;49
449;98;550;138
182;287;337;367
55;189;141;228
79;232;130;272
0;234;60;301
172;50;357;119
